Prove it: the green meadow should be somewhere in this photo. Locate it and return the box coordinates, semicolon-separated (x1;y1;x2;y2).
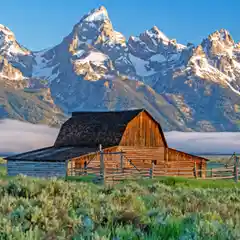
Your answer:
0;160;240;239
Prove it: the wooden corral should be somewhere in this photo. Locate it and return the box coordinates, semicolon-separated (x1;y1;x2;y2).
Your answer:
5;109;208;178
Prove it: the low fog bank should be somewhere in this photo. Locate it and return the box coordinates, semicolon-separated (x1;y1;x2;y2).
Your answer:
0;119;240;155
0;119;59;154
165;131;240;154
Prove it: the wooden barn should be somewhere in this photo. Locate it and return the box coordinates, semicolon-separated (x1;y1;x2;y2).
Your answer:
5;109;208;178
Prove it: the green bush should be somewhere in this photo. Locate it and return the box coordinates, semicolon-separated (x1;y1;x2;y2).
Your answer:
0;176;239;239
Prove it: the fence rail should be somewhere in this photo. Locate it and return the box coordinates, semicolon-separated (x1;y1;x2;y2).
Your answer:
68;164;240;184
67;150;240;184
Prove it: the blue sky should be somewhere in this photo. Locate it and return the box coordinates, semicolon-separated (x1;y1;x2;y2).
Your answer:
1;0;239;50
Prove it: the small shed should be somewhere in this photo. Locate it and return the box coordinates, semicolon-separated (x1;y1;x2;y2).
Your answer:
4;146;96;178
5;109;209;178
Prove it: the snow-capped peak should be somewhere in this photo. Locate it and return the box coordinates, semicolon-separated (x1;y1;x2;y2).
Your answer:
0;24;14;37
0;24;16;46
219;29;230;39
208;28;234;46
0;23;30;57
82;6;109;23
146;26;170;42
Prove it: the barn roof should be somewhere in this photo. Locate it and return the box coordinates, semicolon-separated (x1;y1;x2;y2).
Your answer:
5;146;97;162
54;108;168;148
5;109;168;161
168;148;209;161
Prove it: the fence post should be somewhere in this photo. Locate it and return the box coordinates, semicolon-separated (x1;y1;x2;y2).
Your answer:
210;168;213;178
149;168;152;178
84;161;87;175
71;159;73;176
120;150;124;173
193;161;197;178
99;144;105;184
150;161;155;179
234;155;239;183
65;160;68;178
200;161;202;178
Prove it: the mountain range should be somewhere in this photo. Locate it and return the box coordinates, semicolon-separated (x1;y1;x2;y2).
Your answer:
1;6;240;131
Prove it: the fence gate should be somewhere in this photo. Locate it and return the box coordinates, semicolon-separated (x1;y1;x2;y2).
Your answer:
100;150;150;183
100;150;125;172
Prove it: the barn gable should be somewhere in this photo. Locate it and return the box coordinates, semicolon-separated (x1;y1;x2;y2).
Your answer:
54;109;168;148
120;111;167;147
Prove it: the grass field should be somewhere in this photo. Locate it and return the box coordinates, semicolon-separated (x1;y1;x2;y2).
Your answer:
0;163;240;239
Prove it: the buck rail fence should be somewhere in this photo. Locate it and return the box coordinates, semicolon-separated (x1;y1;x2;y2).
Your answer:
67;150;240;184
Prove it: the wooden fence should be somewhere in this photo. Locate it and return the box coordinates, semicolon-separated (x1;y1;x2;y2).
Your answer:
150;164;237;179
68;151;240;184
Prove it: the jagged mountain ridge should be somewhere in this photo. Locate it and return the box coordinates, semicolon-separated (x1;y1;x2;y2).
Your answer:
1;6;240;131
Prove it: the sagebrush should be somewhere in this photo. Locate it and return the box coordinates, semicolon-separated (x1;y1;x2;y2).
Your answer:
0;176;239;239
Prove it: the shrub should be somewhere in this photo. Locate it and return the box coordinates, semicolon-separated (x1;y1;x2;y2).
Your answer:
0;177;239;238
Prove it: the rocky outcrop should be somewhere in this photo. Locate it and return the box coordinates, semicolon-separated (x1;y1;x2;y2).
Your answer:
0;57;23;80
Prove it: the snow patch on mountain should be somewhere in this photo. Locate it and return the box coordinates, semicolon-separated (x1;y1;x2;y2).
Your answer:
169;52;181;61
189;51;240;96
32;50;60;82
73;49;85;58
150;53;166;63
75;51;109;66
129;54;156;76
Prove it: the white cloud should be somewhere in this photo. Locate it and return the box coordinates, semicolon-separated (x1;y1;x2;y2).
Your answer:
0;120;240;155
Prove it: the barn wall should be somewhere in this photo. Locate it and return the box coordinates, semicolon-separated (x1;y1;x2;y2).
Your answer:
117;146;165;170
165;148;207;177
120;111;165;147
7;161;67;177
70;146;165;172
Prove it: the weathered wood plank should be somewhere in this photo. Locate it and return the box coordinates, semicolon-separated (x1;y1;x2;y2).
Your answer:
119;111;165;147
7;161;66;177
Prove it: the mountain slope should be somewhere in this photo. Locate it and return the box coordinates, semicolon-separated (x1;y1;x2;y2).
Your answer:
0;26;66;126
0;77;66;127
0;6;240;131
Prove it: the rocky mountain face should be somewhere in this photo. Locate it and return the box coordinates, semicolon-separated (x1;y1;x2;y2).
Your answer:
1;6;240;131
